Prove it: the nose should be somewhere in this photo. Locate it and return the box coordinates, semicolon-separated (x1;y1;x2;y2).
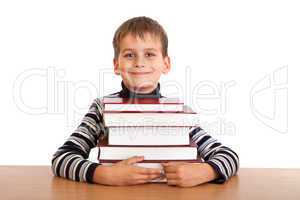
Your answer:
134;56;145;68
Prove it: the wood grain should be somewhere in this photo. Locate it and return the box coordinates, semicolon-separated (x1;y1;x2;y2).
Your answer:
0;166;299;200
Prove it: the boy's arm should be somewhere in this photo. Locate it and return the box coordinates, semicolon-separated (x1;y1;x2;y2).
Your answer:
51;98;105;183
190;126;239;183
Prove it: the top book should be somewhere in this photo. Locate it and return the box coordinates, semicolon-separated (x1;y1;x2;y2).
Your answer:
102;97;184;112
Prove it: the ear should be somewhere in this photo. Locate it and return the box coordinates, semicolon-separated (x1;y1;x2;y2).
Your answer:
113;58;120;75
162;56;171;74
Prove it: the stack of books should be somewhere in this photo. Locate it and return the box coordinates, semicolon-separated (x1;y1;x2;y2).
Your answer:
97;97;202;182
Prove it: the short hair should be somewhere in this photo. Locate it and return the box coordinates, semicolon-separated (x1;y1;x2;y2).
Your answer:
113;16;168;59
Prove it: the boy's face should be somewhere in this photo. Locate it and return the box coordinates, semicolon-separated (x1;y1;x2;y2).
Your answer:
113;33;171;94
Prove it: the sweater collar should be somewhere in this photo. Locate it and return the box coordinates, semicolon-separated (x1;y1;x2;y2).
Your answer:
119;81;162;98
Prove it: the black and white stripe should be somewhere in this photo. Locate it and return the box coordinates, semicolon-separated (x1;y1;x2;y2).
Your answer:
51;98;105;183
189;126;239;183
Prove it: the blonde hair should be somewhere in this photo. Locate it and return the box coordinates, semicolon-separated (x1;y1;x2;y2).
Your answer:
113;16;168;59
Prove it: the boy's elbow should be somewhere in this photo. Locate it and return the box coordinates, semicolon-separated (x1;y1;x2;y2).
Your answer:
236;154;240;174
51;155;59;177
231;149;240;176
51;150;63;177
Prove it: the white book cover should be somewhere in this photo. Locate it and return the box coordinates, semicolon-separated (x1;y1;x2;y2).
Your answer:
103;105;200;127
98;146;198;161
104;112;200;127
108;126;191;145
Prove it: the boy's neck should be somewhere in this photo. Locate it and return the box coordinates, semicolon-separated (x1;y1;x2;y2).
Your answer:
132;84;157;94
120;81;162;98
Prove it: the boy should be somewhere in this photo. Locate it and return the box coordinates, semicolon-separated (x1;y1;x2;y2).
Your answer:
51;16;239;187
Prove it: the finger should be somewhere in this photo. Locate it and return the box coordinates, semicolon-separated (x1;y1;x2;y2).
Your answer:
161;163;169;167
162;162;185;172
135;167;162;175
162;165;178;173
132;174;162;184
141;173;163;181
122;156;144;165
134;179;148;185
167;179;178;186
165;173;178;180
127;177;148;185
163;161;186;166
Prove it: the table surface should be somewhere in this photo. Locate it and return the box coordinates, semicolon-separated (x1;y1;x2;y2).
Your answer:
1;166;299;200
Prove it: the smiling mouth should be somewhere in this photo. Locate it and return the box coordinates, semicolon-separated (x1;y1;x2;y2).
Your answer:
128;71;153;75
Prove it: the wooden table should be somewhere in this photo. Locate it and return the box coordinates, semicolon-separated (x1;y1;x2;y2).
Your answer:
0;166;299;200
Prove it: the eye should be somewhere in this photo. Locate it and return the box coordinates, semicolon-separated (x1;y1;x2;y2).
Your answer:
124;53;134;58
145;52;156;57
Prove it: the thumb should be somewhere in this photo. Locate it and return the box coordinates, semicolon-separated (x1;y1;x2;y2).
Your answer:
161;162;170;167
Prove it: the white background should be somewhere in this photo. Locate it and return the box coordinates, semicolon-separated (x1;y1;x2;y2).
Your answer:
0;0;299;168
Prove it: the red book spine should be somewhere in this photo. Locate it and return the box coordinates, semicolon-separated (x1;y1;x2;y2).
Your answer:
97;138;196;147
102;97;183;105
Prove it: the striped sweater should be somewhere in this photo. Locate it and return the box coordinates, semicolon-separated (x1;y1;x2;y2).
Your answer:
51;81;239;184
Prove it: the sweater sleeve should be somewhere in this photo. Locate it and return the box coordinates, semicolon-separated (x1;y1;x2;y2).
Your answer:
51;98;106;183
189;126;239;183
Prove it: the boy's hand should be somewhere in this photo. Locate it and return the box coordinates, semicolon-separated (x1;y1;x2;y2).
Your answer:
93;156;162;186
162;162;218;187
